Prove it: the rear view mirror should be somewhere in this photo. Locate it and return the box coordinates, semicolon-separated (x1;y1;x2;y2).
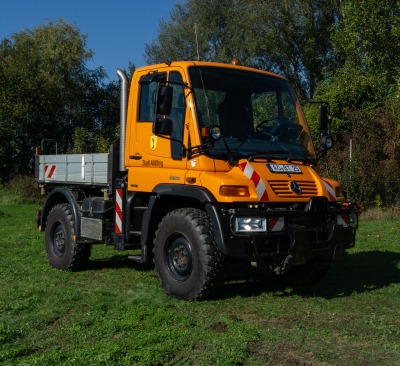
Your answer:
153;118;172;136
318;105;329;131
156;85;173;115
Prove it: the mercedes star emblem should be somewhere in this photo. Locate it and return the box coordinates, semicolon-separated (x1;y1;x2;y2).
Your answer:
290;181;302;194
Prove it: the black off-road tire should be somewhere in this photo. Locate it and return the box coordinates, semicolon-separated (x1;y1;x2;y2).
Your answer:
45;204;91;270
153;208;225;300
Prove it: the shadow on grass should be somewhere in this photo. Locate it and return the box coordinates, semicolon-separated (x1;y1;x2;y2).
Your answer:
86;254;154;272
80;248;399;300
219;250;400;300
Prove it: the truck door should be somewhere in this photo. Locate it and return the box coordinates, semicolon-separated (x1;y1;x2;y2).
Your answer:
127;69;188;192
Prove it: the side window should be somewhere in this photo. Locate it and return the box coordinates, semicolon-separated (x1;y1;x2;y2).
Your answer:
169;71;186;160
139;82;156;122
138;73;166;122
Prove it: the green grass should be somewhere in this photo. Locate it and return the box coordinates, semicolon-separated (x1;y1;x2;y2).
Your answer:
0;204;399;365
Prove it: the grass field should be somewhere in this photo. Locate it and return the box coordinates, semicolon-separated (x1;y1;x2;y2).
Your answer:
0;204;399;365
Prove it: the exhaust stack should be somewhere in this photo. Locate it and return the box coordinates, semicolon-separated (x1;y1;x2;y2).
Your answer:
117;69;129;172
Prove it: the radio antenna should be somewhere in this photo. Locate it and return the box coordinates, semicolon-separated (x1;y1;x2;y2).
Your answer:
195;23;200;61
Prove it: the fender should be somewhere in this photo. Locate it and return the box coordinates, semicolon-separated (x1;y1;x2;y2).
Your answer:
139;184;226;257
39;187;81;239
152;183;216;203
149;184;255;257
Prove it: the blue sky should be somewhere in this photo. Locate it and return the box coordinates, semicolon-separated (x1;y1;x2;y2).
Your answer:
0;0;178;80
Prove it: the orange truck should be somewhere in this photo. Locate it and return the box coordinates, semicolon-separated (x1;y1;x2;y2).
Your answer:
35;61;358;300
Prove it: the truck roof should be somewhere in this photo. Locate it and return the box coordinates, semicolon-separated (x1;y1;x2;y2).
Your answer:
133;60;288;81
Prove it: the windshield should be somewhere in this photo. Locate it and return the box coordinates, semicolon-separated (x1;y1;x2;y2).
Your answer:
189;66;313;162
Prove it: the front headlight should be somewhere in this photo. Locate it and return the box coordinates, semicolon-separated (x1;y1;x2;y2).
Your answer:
234;217;267;233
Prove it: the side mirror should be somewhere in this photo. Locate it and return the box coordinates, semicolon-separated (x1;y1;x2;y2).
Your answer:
318;105;329;131
156;85;173;115
153;118;172;136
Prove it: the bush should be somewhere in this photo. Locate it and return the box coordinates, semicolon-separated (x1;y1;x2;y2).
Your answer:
0;176;42;205
360;206;400;220
318;98;400;209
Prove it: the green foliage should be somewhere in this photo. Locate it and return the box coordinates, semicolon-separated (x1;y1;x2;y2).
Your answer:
1;204;400;365
145;0;338;99
0;20;118;182
304;0;400;209
331;0;400;77
0;176;42;205
70;127;111;154
375;194;383;208
250;0;339;98
314;0;400;137
319;97;400;208
315;67;386;140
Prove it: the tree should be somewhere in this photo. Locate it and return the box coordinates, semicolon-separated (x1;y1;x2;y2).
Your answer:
0;20;118;182
315;0;400;126
144;0;338;98
247;0;339;98
312;0;400;207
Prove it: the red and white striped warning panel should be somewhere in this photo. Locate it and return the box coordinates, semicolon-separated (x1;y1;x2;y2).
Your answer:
44;164;56;179
115;189;123;235
239;162;269;201
269;217;286;232
337;215;349;227
322;179;336;201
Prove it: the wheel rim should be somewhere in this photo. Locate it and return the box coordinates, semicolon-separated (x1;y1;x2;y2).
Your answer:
51;223;66;257
165;234;193;281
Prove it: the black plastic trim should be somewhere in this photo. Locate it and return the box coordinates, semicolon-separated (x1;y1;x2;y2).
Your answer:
138;185;220;255
152;184;216;203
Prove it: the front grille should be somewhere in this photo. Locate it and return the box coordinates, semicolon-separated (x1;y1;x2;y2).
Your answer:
268;180;318;198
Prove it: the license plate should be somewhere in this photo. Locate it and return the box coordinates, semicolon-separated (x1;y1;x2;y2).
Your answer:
267;164;302;174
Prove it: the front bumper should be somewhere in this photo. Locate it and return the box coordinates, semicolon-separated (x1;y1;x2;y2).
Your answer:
206;197;357;271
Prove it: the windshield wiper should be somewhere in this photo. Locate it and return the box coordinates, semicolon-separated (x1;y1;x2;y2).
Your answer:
286;151;317;165
188;136;236;164
246;150;316;165
220;135;236;165
246;150;291;162
187;142;213;159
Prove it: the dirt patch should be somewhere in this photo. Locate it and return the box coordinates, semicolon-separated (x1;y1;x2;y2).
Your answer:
207;321;228;333
250;341;330;366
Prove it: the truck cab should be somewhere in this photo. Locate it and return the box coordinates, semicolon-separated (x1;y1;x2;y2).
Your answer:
36;61;358;300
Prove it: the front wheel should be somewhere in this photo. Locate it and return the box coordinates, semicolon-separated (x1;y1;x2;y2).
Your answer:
45;204;91;270
153;208;224;300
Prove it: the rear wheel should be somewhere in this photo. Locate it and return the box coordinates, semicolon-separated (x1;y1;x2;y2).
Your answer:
153;208;224;300
45;204;91;270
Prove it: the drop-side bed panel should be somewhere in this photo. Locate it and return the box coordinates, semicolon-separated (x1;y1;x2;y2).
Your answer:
37;153;110;186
